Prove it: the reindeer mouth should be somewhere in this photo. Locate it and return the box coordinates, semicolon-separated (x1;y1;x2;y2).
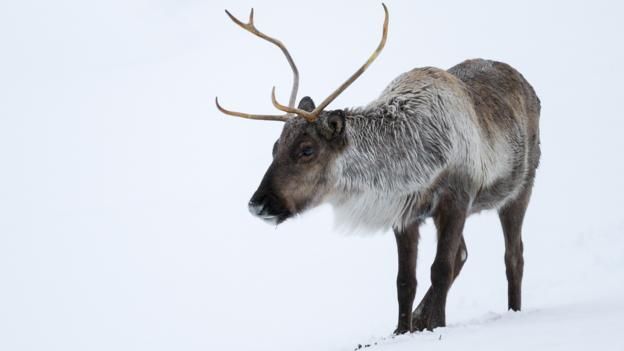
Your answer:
260;213;290;225
258;211;291;225
248;200;292;225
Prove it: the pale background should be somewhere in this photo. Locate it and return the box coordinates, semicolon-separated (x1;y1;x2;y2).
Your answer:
1;0;623;350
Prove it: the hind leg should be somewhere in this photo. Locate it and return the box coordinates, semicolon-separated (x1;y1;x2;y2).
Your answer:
498;183;533;311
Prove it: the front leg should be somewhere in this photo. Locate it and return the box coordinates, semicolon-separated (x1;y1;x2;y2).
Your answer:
420;191;469;330
393;221;420;334
412;236;467;330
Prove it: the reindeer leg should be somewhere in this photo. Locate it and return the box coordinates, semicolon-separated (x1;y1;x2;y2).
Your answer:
498;182;532;311
412;235;467;330
393;221;420;334
412;191;468;331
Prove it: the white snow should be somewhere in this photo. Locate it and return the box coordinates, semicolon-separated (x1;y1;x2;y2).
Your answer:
1;1;623;350
355;299;623;351
348;221;624;351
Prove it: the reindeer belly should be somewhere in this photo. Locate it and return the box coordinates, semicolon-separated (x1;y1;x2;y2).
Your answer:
471;173;524;213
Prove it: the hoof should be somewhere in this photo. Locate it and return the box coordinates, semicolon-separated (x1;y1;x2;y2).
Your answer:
393;325;412;335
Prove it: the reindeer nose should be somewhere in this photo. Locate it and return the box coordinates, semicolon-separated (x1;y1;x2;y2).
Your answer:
248;199;264;217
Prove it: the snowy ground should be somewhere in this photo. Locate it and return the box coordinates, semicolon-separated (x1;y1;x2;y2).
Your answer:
355;299;624;351
352;222;624;351
1;1;624;350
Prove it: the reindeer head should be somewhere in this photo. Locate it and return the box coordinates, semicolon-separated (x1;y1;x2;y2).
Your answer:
216;5;389;225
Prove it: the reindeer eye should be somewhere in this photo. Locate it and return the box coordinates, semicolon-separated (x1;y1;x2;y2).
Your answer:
299;146;315;158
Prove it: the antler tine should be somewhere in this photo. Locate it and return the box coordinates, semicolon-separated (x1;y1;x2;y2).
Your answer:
224;8;299;109
271;87;316;122
215;97;290;122
311;3;389;115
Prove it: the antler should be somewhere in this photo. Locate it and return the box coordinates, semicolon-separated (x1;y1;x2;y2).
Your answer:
272;3;389;121
271;87;316;122
215;97;290;122
215;8;300;121
216;4;390;123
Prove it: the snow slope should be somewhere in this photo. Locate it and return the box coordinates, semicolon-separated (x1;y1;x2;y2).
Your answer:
1;1;623;350
351;222;624;351
356;300;623;351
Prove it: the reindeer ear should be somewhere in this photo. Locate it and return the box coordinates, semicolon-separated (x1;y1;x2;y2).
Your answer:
297;96;316;112
318;110;346;140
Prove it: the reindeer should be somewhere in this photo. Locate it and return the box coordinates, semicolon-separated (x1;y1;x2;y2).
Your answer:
216;4;540;334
